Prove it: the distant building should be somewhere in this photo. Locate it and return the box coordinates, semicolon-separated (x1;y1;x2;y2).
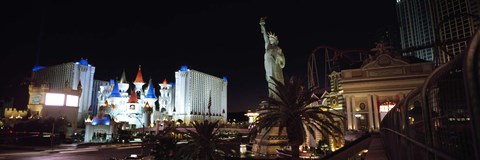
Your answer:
157;78;175;122
28;82;82;131
244;110;259;124
326;49;433;132
84;66;166;142
84;103;117;143
397;0;480;64
174;66;228;124
3;108;27;120
90;80;109;116
28;59;95;133
2;99;28;129
84;65;227;142
22;60;227;142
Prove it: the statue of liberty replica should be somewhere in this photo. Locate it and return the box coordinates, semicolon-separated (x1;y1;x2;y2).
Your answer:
260;17;285;100
251;17;289;157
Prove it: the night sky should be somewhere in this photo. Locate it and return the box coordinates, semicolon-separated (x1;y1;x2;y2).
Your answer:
1;0;398;112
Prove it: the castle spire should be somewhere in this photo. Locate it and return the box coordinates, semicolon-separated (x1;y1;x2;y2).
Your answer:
127;87;138;103
145;78;156;99
109;80;121;97
119;69;128;83
134;65;144;83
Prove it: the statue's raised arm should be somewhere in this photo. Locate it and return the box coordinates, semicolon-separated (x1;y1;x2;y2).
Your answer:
259;17;269;49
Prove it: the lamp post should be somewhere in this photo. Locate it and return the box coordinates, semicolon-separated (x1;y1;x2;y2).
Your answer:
129;114;145;156
51;121;55;151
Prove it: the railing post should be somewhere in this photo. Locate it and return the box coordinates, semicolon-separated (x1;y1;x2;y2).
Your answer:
464;28;480;160
420;86;434;160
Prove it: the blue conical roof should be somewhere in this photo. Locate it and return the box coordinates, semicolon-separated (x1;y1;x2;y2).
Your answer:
145;79;157;99
109;80;121;97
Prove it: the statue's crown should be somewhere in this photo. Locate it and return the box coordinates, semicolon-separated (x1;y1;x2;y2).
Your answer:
268;32;278;39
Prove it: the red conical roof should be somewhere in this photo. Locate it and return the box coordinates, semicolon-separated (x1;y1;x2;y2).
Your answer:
127;89;138;103
134;65;144;83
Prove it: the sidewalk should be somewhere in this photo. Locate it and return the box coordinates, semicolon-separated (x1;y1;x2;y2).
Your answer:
0;143;81;153
0;142;141;153
365;134;388;160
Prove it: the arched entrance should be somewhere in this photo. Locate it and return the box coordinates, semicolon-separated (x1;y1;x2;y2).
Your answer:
92;129;108;142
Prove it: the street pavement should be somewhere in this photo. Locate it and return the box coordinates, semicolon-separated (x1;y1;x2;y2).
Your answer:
0;142;151;159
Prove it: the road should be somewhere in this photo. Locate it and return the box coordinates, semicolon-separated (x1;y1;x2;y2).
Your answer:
0;143;154;160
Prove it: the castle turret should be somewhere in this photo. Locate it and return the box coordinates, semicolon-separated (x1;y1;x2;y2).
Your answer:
119;69;128;84
125;87;141;116
133;65;145;97
127;88;138;103
109;81;121;98
145;79;157;107
144;79;157;127
108;80;122;112
159;79;174;114
144;101;153;127
118;70;129;97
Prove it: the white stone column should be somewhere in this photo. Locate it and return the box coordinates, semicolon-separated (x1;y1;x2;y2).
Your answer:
351;96;357;130
367;94;374;131
399;92;406;101
345;95;352;130
372;94;380;129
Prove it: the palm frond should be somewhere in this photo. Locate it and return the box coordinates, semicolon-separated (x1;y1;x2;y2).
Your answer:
175;120;235;160
251;74;344;159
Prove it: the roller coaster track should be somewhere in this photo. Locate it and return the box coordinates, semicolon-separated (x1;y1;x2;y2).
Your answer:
307;45;368;91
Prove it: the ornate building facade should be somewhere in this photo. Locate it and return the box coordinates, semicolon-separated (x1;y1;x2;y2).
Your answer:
328;51;433;132
84;66;168;142
84;65;226;142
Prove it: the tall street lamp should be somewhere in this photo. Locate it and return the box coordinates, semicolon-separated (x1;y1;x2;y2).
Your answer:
51;120;55;151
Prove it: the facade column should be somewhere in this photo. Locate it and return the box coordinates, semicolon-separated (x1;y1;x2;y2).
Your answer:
372;94;380;129
399;92;406;101
345;95;352;130
367;94;374;131
351;96;357;130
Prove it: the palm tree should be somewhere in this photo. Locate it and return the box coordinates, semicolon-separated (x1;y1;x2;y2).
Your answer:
151;125;177;160
174;120;236;160
250;75;344;159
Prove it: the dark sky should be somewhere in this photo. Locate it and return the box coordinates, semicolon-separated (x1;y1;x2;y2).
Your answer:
1;0;398;112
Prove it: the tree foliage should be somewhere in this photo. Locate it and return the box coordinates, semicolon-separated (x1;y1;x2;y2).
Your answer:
250;75;344;159
174;120;237;160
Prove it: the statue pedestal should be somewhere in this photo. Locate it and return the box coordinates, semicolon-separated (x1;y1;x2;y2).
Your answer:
252;127;288;157
251;101;288;157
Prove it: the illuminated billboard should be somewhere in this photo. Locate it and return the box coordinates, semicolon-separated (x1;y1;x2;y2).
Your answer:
66;95;79;107
44;93;79;107
45;93;65;106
